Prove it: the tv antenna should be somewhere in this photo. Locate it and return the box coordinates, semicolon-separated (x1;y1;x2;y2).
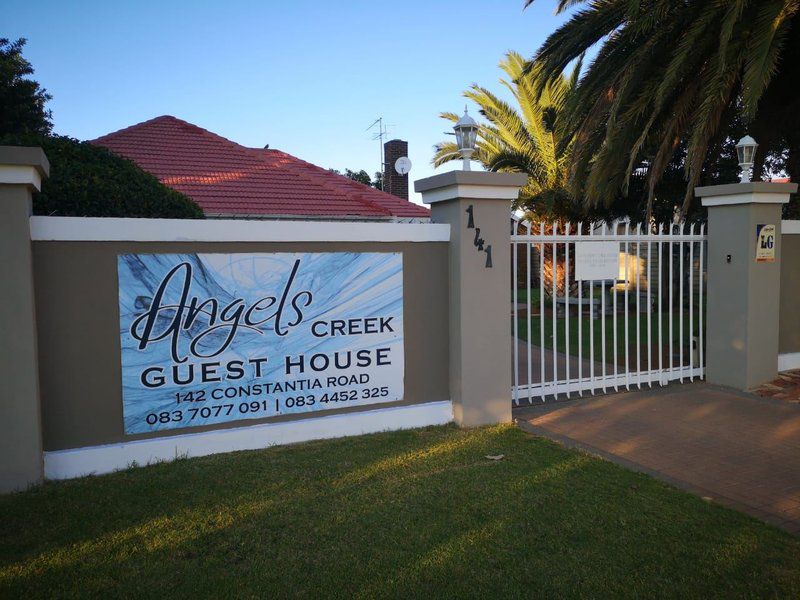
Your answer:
366;117;391;177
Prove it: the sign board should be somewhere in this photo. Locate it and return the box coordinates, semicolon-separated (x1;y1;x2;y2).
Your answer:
117;252;404;434
574;242;620;281
755;223;776;263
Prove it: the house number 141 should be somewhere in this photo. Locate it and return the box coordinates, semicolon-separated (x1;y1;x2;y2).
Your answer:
465;205;492;268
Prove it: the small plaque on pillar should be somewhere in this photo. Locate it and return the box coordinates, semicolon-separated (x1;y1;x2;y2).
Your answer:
755;224;776;263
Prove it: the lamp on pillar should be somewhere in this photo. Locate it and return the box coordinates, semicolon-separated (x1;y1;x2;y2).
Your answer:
736;135;758;183
453;106;478;171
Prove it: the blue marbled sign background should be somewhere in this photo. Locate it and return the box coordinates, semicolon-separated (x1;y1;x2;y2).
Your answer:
117;252;404;434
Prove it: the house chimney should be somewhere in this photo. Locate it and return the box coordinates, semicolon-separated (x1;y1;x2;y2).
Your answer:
383;139;409;200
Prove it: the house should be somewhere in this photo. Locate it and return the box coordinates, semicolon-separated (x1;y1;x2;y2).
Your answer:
92;115;430;222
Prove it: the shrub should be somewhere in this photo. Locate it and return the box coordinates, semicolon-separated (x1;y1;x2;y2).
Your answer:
2;134;203;218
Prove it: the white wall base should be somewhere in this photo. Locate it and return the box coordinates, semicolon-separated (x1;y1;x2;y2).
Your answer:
44;400;453;481
778;352;800;372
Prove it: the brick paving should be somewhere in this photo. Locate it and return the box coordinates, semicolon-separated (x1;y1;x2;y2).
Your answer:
514;383;800;534
514;339;606;386
752;369;800;403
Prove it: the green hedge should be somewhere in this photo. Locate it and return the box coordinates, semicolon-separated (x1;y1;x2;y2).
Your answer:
2;134;203;219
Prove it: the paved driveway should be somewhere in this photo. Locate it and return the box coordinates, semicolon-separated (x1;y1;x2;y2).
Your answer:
513;338;607;388
514;383;800;534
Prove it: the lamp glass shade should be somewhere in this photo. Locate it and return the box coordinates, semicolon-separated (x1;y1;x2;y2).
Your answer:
454;107;478;152
454;124;478;151
736;136;758;166
465;125;477;149
454;127;465;150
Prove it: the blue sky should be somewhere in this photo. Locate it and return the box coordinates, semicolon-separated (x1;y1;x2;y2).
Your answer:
6;0;571;203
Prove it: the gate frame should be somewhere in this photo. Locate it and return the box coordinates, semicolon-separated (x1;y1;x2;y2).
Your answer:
511;219;707;403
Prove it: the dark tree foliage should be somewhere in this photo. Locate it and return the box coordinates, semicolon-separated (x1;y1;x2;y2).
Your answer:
343;168;372;186
329;168;383;189
2;134;203;218
0;38;52;137
525;0;800;218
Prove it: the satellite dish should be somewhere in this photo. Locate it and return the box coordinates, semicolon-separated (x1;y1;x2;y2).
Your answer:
394;156;412;175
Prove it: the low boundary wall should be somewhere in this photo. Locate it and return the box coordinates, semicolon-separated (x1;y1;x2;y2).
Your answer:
31;217;452;478
1;147;525;492
779;220;800;370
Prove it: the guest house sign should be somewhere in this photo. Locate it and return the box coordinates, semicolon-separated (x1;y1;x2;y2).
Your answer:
117;253;404;434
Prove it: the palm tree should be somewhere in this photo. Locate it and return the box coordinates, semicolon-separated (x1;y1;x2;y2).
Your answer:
433;50;579;217
524;0;800;219
434;51;581;297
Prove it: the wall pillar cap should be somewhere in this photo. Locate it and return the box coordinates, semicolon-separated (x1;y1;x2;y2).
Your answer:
0;145;50;191
414;170;527;205
696;181;796;207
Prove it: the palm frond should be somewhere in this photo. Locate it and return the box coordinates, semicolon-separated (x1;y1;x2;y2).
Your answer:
524;0;800;217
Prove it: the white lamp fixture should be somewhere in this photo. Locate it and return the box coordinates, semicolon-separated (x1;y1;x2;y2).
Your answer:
736;135;758;183
453;106;479;171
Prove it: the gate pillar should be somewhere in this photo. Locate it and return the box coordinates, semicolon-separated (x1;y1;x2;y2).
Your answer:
696;181;797;390
415;171;527;426
0;146;49;492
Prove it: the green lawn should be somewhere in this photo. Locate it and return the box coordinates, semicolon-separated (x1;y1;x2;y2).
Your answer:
513;286;706;363
516;309;703;363
2;425;800;598
515;286;608;306
513;286;542;305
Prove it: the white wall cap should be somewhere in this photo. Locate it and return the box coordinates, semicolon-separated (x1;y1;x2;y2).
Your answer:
696;181;797;206
0;165;42;191
30;215;451;242
781;220;800;234
419;183;523;204
0;146;50;191
414;170;527;205
700;192;792;207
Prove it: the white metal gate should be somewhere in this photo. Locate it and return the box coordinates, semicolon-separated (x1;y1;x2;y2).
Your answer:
511;219;707;403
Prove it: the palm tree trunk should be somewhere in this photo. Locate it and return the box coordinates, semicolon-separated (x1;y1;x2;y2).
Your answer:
538;222;575;298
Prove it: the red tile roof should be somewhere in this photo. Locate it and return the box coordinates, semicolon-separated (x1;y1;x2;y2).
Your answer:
92;115;429;220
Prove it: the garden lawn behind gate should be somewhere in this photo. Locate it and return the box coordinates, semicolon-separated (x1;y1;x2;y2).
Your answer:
2;425;800;598
515;287;704;364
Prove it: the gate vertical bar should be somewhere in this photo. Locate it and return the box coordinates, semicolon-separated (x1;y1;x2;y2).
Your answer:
601;221;607;393
636;223;641;388
689;223;695;381
577;223;583;396
699;223;705;379
658;223;664;384
539;223;545;400
669;225;674;379
589;222;595;394
565;222;571;397
612;220;619;392
679;222;685;382
624;221;630;390
647;224;653;386
526;221;532;401
513;223;519;404
551;222;557;394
